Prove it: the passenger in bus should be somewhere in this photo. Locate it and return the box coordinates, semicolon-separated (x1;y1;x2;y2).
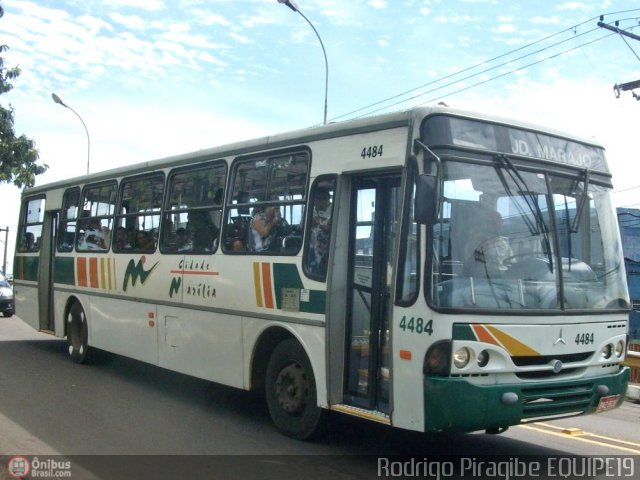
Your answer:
227;219;248;252
135;231;155;251
82;218;107;250
463;206;512;277
187;211;218;251
176;227;192;251
250;204;286;252
126;228;137;248
114;226;132;250
193;228;213;252
309;187;332;275
22;232;35;252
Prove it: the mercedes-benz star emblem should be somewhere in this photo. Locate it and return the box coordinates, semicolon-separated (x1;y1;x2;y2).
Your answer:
553;328;566;346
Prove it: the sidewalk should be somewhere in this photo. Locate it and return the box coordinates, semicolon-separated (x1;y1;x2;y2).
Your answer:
624;347;640;402
628;384;640;401
0;412;60;457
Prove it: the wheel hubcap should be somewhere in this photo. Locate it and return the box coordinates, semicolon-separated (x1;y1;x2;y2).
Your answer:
275;362;308;415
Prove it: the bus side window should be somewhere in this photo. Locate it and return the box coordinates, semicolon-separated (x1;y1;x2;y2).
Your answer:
58;188;80;252
224;151;309;255
77;181;117;252
18;197;45;253
160;161;226;255
303;176;336;280
115;173;164;254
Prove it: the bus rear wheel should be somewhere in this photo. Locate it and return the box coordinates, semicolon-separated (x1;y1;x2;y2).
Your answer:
66;301;90;364
265;338;322;440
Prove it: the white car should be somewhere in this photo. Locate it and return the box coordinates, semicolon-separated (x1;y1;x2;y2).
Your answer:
0;277;14;318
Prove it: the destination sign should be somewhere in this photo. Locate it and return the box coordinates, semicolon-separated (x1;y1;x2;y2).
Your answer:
507;128;608;173
422;115;609;174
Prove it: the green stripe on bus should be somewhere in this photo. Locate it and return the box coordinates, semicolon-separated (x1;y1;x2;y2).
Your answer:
273;263;326;315
300;290;326;315
54;257;76;285
452;323;476;341
14;255;39;281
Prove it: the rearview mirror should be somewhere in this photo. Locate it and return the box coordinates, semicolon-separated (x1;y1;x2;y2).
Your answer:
414;174;437;225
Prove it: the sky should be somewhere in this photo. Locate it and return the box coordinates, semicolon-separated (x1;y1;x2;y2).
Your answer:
0;0;639;274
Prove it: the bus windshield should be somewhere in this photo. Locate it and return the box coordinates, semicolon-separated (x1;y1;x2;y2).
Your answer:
429;159;629;311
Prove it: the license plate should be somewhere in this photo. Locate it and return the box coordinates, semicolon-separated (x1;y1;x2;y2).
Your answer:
596;394;620;413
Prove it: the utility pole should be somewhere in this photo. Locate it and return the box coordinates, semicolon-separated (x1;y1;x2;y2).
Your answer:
0;227;8;277
597;19;640;41
598;17;640;100
614;79;640;101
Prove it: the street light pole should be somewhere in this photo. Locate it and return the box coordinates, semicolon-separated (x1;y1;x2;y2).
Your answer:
51;93;91;175
0;226;8;277
278;0;328;125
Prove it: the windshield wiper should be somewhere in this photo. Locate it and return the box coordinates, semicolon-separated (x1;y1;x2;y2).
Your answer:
570;168;590;233
494;154;553;270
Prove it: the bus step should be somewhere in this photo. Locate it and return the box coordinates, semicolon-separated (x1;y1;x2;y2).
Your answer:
330;404;391;424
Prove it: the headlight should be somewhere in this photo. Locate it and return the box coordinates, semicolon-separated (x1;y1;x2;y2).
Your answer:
615;341;625;358
0;287;13;299
601;344;612;359
453;347;471;369
477;349;490;367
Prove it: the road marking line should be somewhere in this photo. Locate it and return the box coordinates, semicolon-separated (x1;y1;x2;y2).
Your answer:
518;425;640;454
534;422;640;449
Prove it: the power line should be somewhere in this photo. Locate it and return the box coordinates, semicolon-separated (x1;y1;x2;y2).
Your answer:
330;16;602;121
618;30;640;62
331;9;640;122
614;185;640;194
357;32;614;118
353;25;605;119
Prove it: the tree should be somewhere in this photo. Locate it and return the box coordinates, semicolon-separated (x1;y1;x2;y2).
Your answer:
0;44;48;188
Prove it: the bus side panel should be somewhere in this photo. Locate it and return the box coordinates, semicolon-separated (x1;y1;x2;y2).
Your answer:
157;306;243;388
390;305;439;432
89;295;159;365
13;281;39;331
13;254;40;330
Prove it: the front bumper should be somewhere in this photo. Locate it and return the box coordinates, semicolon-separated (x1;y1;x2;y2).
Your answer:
0;297;14;315
424;367;630;433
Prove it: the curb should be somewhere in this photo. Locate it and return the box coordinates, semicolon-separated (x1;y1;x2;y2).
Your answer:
627;383;640;402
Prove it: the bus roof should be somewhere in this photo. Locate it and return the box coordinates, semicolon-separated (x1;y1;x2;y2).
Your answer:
23;105;605;195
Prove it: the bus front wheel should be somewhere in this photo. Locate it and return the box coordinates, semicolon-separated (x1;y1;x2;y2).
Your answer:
265;338;322;440
66;301;90;364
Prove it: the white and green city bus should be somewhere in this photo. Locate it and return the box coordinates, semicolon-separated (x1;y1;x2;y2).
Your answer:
13;105;630;439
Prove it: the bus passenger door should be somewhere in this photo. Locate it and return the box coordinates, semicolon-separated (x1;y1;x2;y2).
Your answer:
344;174;400;413
38;211;58;332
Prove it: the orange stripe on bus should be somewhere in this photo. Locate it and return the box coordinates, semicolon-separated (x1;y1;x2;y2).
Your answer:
100;258;106;289
89;258;99;288
253;262;263;308
472;324;499;346
261;262;274;309
77;258;88;287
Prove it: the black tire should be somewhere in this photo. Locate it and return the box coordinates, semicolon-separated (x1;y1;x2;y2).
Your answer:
3;312;13;318
66;301;90;364
265;338;323;440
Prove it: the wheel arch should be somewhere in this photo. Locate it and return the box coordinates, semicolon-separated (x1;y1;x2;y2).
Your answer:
250;325;298;395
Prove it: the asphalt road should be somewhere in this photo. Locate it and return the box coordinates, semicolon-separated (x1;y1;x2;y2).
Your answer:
1;315;639;479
